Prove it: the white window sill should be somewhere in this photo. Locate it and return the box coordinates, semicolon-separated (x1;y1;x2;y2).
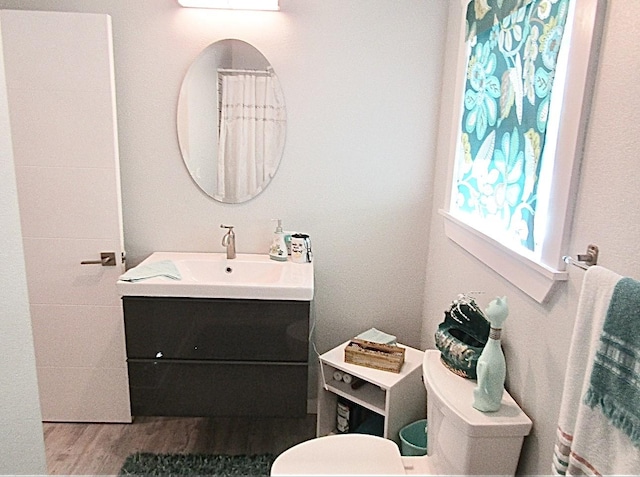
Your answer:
440;210;567;303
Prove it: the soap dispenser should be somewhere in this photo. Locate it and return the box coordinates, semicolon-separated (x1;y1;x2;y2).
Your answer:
269;219;288;262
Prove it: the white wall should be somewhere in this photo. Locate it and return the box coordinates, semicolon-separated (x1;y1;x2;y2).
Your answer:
120;0;446;352
423;1;640;474
0;0;446;355
0;21;46;475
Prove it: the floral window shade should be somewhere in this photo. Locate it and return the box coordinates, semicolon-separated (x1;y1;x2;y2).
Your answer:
465;0;534;40
453;0;570;253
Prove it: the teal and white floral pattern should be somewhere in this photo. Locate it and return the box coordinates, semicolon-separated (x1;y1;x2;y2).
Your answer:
455;0;570;251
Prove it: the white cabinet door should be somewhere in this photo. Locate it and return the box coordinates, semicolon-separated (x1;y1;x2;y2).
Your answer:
1;10;131;422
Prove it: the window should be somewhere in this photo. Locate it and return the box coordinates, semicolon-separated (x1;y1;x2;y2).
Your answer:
441;0;604;302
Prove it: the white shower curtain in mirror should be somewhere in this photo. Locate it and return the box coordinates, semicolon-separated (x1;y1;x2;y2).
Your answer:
217;74;286;202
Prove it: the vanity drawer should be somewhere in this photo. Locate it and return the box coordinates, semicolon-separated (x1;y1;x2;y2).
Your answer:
127;360;308;417
123;296;309;362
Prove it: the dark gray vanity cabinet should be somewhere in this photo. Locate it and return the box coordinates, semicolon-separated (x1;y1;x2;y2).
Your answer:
122;296;310;418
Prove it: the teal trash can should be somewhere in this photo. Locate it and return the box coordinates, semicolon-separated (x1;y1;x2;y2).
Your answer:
399;419;427;456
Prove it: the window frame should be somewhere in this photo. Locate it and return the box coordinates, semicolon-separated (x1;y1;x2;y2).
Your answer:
441;0;605;303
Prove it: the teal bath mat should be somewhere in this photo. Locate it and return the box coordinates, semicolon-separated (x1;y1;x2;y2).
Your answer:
119;452;275;476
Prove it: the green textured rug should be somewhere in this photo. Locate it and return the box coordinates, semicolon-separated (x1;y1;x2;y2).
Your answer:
119;452;276;476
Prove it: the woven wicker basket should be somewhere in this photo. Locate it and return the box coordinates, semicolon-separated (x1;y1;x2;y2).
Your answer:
344;339;405;373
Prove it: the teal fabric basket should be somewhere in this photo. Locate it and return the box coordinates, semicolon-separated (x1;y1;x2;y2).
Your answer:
399;419;427;456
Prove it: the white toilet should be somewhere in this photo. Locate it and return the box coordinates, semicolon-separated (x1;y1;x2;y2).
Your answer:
271;350;532;475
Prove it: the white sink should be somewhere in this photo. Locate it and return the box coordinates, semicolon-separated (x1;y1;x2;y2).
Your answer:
116;252;314;301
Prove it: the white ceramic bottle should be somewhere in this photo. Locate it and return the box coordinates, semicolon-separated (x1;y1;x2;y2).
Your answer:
473;296;508;412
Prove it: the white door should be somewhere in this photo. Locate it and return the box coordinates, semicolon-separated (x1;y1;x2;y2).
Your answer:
1;10;131;422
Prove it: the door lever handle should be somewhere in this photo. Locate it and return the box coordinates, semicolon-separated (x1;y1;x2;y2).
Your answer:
81;252;116;266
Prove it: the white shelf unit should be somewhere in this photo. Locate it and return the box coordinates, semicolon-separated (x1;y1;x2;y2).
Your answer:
317;341;426;444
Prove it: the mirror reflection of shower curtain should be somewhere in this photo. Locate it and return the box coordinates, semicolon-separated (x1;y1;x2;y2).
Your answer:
217;74;286;202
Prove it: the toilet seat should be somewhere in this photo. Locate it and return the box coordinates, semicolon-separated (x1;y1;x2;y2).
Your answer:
271;434;406;476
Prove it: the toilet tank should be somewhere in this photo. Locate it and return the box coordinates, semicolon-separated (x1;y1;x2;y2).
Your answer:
422;350;532;475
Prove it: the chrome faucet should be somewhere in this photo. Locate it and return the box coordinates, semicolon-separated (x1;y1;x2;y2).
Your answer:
220;224;236;259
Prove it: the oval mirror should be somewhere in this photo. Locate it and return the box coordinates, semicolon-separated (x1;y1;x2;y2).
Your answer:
177;39;286;203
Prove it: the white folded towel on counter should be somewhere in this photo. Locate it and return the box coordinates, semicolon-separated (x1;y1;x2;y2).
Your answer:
118;260;181;282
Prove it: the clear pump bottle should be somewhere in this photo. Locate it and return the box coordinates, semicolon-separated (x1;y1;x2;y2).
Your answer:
269;219;288;261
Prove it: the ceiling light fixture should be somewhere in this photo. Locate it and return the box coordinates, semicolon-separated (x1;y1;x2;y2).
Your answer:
177;0;279;10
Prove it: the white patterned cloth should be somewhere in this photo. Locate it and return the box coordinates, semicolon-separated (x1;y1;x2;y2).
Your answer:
552;266;640;475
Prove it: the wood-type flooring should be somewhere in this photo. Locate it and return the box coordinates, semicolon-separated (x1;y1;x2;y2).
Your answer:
43;415;316;475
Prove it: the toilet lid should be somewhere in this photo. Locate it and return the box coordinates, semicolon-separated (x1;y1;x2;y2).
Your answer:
271;434;406;476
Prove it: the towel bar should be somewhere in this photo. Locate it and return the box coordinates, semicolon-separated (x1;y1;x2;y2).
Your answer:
563;244;599;270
